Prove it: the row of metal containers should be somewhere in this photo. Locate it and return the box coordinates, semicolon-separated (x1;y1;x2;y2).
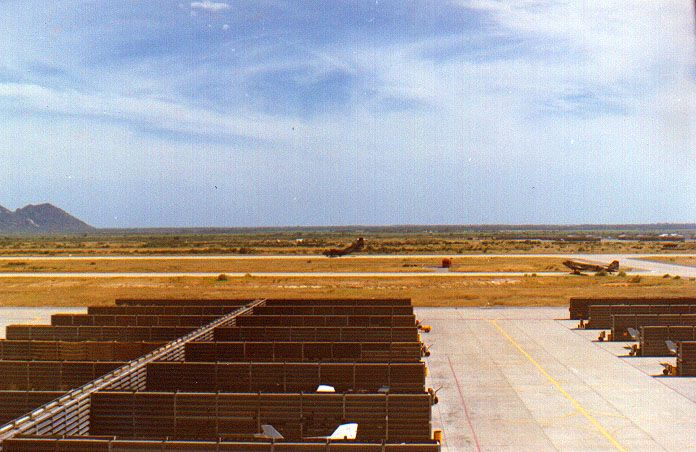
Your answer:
88;305;414;315
89;392;433;441
571;297;696;375
584;304;696;330
2;438;440;451
88;298;436;444
1;298;440;451
115;298;414;306
51;314;418;327
0;301;256;425
5;325;419;342
568;297;696;320
0;340;422;363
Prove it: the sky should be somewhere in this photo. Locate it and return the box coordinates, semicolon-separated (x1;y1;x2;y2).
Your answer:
0;0;695;227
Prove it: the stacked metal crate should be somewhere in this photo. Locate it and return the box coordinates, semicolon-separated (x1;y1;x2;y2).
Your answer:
639;326;696;357
676;341;696;376
569;297;696;320
0;298;439;451
570;297;696;376
586;304;696;330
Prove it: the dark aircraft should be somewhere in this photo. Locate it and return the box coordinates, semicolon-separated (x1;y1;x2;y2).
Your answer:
323;237;365;257
563;259;619;275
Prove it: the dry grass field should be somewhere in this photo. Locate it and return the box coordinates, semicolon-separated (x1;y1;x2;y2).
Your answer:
0;233;694;256
0;233;692;308
0;274;693;307
0;256;569;273
643;256;696;267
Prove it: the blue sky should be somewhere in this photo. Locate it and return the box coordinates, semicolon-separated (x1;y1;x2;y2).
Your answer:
0;0;694;227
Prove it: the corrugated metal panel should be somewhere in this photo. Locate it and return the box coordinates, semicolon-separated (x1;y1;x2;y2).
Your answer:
0;392;65;425
184;341;422;363
640;326;696;356
236;315;416;327
3;437;440;451
51;315;221;327
0;297;437;451
90;392;432;442
5;327;194;342
115;299;256;307
587;305;696;329
0;341;163;362
89;305;243;316
0;302;263;444
253;305;414;316
214;327;419;343
611;314;696;340
677;341;696;376
569;297;696;320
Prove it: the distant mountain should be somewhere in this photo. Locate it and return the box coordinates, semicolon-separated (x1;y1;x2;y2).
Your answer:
0;203;94;233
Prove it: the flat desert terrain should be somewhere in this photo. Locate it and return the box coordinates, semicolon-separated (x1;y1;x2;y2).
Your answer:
0;273;692;307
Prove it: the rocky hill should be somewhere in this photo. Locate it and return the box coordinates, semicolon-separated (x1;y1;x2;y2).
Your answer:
0;203;94;233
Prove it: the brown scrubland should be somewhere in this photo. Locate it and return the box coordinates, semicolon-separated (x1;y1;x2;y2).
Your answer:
0;274;693;307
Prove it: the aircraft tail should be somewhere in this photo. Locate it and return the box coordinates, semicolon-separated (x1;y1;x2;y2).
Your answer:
607;260;619;272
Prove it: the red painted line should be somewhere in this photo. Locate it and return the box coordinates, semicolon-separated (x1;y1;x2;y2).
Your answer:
447;354;483;452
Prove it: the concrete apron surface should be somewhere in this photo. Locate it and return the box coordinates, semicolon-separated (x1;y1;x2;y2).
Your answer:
418;307;696;452
0;307;86;339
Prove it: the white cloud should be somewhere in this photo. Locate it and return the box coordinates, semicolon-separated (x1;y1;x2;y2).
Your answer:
0;82;303;143
190;1;230;12
459;0;694;88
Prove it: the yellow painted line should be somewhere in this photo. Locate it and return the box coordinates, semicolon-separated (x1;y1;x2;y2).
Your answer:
490;320;627;452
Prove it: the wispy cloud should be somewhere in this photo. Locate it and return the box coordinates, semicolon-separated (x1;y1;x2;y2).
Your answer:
190;1;230;12
0;82;298;143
